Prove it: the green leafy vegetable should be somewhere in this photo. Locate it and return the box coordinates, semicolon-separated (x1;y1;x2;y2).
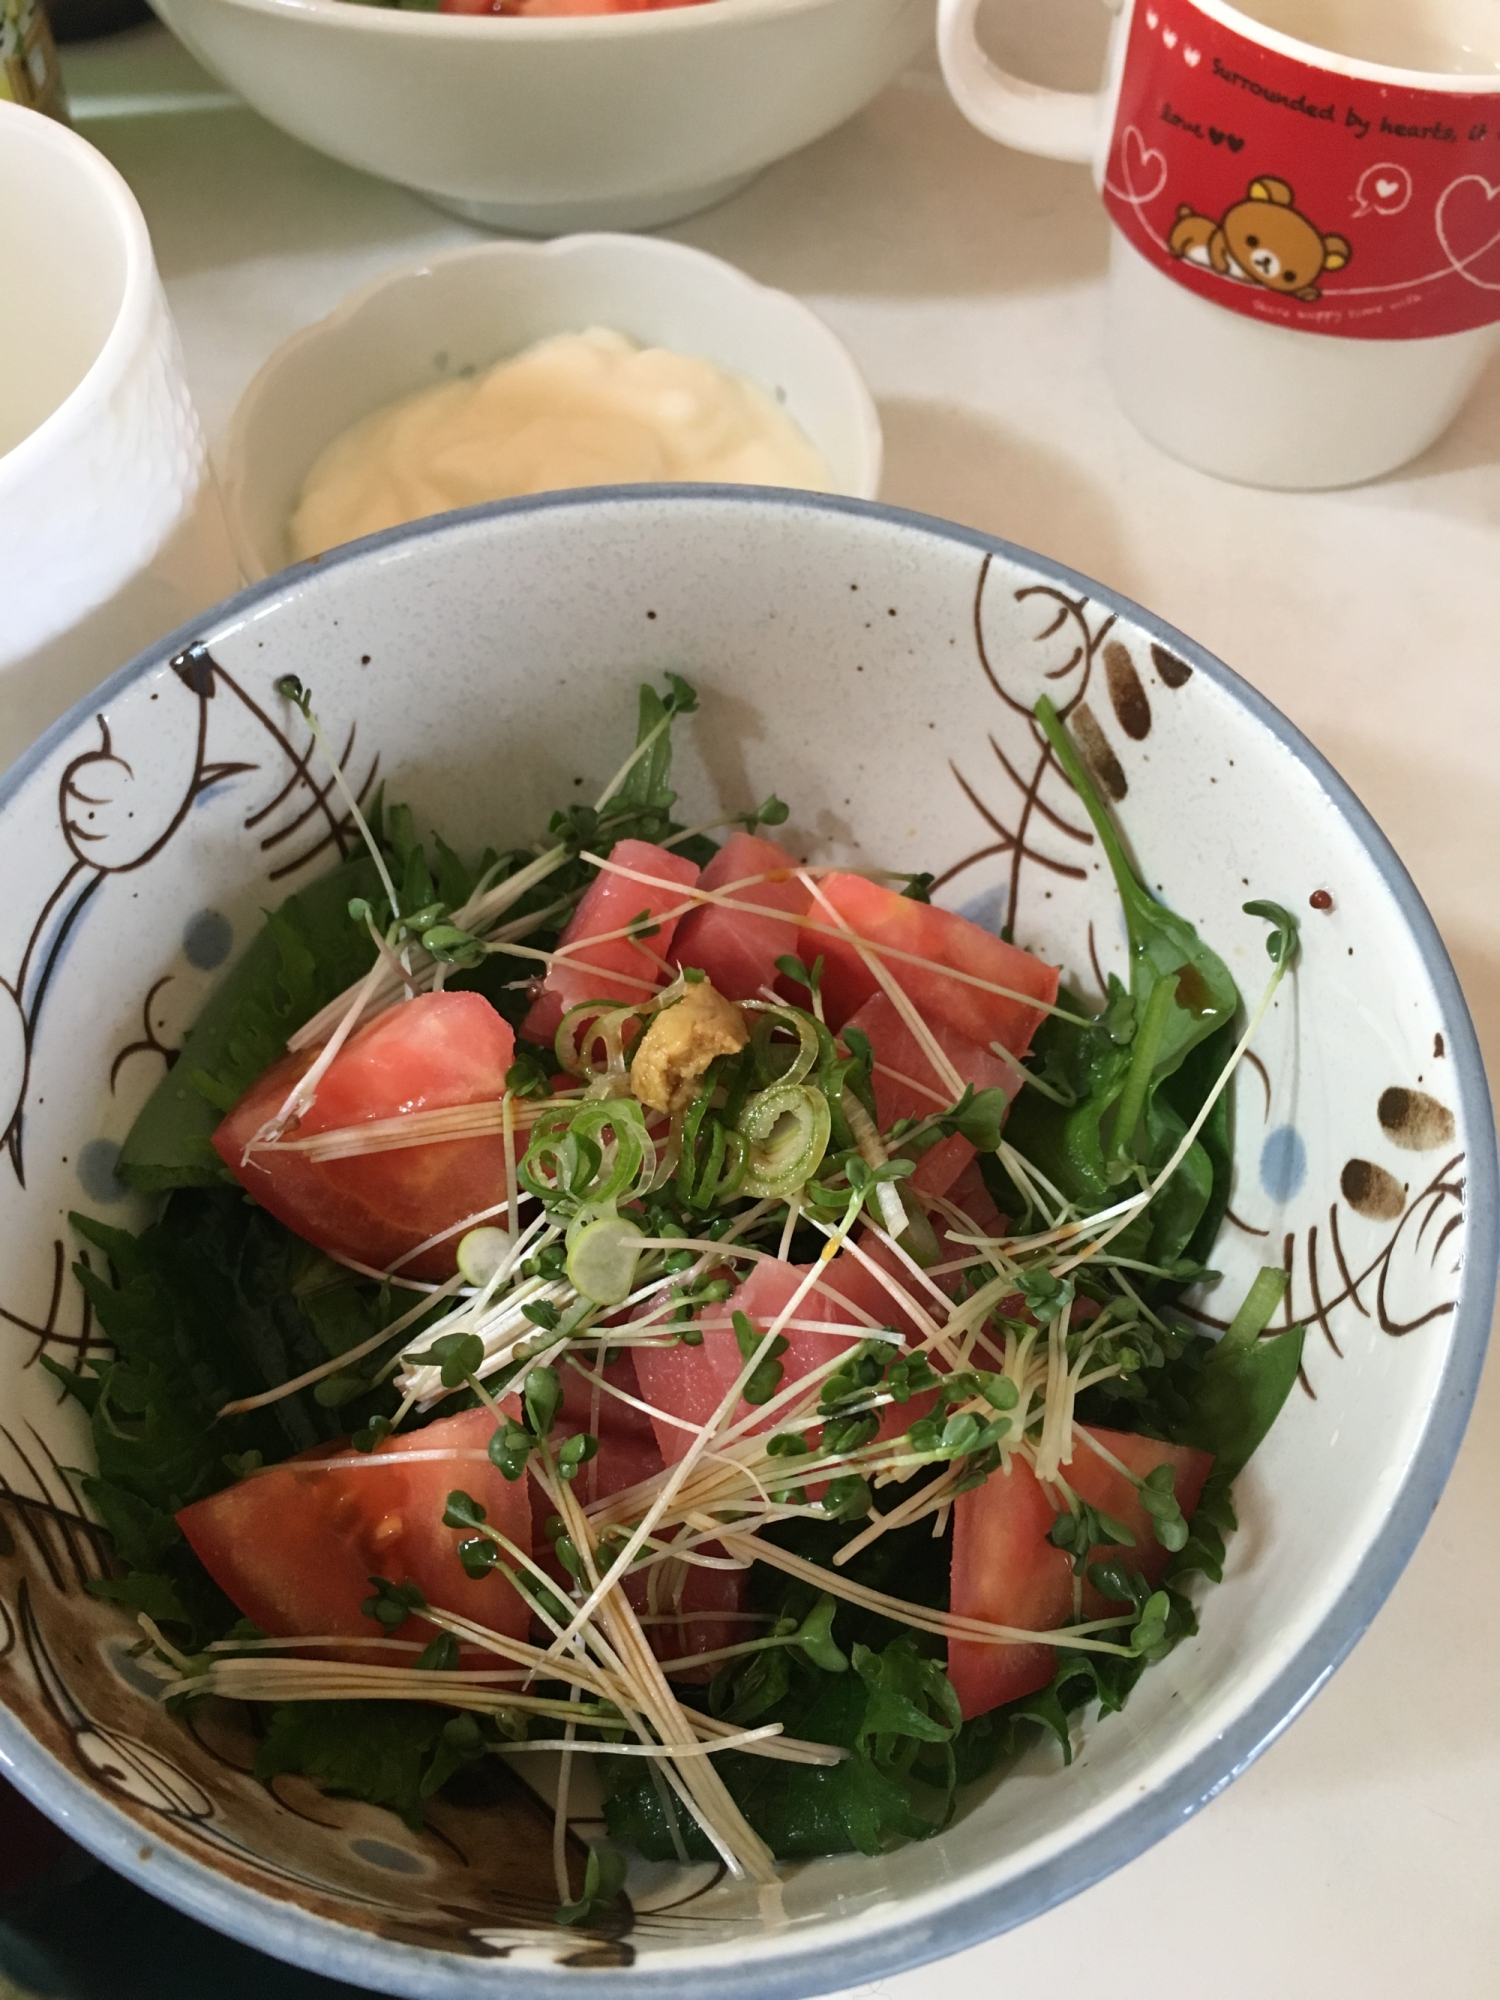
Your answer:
1036;696;1239;1082
998;698;1245;1277
557;1846;630;1929
1175;1329;1306;1483
606;1631;961;1860
253;1701;494;1832
44;1188;439;1645
117;852;387;1191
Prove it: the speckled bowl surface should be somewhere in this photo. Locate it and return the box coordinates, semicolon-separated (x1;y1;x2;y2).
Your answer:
0;489;1492;1999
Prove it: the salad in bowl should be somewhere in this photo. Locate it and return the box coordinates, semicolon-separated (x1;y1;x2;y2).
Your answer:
0;489;1489;1997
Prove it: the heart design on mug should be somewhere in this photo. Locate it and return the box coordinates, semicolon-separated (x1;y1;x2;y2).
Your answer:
1228;133;1244;152
1146;7;1159;26
1209;127;1225;146
1435;174;1500;290
1376;178;1400;199
1163;27;1178;47
1184;45;1201;65
1105;123;1170;207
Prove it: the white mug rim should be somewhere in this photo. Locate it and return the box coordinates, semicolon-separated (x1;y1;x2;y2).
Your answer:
0;103;159;497
1156;0;1500;93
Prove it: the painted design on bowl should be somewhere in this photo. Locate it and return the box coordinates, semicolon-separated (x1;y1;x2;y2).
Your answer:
0;647;383;1189
0;1459;735;1964
938;556;1466;1390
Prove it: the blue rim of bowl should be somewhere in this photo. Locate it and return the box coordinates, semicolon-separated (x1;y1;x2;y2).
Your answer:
0;486;1493;2000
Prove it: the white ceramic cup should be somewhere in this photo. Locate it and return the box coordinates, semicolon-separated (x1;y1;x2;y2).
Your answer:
0;103;238;764
937;0;1500;488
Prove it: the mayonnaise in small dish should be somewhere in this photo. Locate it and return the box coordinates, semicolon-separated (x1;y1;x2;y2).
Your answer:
288;328;832;559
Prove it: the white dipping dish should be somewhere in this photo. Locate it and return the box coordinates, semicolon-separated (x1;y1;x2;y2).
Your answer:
146;0;929;234
0;102;238;768
224;234;883;580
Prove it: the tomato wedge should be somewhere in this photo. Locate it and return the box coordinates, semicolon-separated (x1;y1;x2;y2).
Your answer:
506;1350;744;1672
798;873;1058;1055
947;1428;1213;1719
177;1407;532;1652
505;1348;661;1515
947;1453;1068;1715
214;991;514;1280
816;1162;1008;1446
846;991;1025;1197
633;1260;866;1471
521;839;699;1049
1070;1430;1214;1614
669;832;810;1002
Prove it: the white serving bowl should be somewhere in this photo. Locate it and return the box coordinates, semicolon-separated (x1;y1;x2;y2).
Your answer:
0;489;1492;1998
0;101;237;766
147;0;929;233
224;235;883;580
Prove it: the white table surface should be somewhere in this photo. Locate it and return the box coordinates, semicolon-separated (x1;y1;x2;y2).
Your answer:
59;15;1500;1996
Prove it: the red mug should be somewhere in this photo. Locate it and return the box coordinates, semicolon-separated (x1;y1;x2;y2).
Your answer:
937;0;1500;487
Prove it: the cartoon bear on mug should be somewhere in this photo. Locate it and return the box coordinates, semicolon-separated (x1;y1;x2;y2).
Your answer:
1169;177;1352;301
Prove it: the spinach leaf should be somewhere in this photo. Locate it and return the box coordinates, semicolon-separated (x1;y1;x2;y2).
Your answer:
995;701;1243;1286
749;1488;952;1653
1155;1017;1236;1272
1171;1320;1306;1481
997;986;1221;1278
1036;696;1238;1090
1075;1251;1304;1502
999;983;1128;1206
606;1495;962;1862
253;1701;494;1833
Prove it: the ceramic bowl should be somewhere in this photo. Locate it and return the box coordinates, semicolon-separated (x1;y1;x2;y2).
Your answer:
224;235;883;581
146;0;928;235
0;102;237;768
0;489;1492;1999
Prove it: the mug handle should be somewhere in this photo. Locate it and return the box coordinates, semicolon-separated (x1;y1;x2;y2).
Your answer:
935;0;1118;164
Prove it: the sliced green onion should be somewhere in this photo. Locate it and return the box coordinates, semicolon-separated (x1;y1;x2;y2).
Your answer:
675;1092;750;1210
457;1226;510;1288
737;1082;831;1198
749;1006;820;1090
713;1128;749;1204
519;1105;600;1205
570;1100;652;1206
519;1098;653;1213
567;1213;645;1306
554;997;648;1083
